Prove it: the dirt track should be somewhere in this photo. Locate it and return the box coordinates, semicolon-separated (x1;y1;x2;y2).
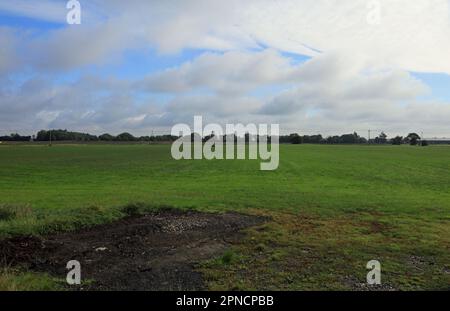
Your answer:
0;209;267;290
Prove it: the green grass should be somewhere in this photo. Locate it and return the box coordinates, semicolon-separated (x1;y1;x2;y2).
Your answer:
0;143;449;290
0;268;63;291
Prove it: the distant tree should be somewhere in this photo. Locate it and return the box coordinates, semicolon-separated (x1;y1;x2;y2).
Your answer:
138;136;151;142
421;140;429;147
406;133;421;146
279;133;301;144
326;136;340;144
301;134;323;144
290;133;302;144
203;132;216;143
35;129;97;141
36;130;49;141
340;132;360;144
375;132;388;144
115;132;136;141
99;133;115;141
0;133;31;142
391;136;403;145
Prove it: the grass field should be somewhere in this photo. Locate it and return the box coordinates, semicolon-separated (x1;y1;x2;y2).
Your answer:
0;144;449;290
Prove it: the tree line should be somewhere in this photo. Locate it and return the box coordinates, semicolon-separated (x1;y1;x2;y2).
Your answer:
280;132;428;146
0;133;32;142
0;129;427;146
0;130;178;143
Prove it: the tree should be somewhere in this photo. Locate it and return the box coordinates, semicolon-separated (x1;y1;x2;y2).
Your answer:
99;133;114;141
35;129;98;141
326;136;340;144
340;132;360;144
0;133;31;142
375;132;387;144
115;132;136;141
290;134;302;144
36;130;49;141
406;133;421;146
391;136;403;145
138;136;151;142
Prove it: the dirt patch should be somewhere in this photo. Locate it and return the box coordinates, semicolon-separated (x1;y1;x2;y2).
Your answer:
367;221;391;234
342;275;397;291
0;209;267;290
407;255;437;272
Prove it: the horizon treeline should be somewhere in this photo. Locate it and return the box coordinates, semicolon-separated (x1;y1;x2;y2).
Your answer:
0;130;177;143
0;129;428;145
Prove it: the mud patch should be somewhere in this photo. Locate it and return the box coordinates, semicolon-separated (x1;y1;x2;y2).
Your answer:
407;255;437;272
0;209;267;290
342;276;397;291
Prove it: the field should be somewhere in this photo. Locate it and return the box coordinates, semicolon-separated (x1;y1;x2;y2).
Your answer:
0;144;449;290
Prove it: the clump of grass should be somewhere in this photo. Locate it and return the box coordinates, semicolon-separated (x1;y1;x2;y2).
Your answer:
255;243;266;252
0;268;63;291
35;204;122;235
0;205;33;222
0;204;122;238
269;250;285;262
0;208;14;221
121;202;180;217
221;249;238;265
0;202;172;239
121;202;145;216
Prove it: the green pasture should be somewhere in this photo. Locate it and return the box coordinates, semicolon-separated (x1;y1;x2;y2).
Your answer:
0;144;449;290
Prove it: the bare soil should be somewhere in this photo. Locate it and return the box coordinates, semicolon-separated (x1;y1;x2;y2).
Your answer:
0;209;267;290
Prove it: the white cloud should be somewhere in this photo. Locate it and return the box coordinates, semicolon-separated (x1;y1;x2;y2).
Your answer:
138;49;293;95
6;0;450;74
0;27;19;74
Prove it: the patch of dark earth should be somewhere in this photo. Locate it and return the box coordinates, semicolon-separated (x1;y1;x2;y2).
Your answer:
342;276;397;291
0;209;268;290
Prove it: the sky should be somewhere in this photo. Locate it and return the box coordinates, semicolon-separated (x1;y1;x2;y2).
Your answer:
1;0;450;138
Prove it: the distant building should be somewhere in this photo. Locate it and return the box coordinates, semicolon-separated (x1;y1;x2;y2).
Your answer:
424;138;450;145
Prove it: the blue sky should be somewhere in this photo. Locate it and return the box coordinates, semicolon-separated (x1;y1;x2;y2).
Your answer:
413;73;450;102
0;12;63;29
1;1;449;137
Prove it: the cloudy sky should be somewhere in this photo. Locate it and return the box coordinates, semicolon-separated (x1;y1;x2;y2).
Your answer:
1;0;450;137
